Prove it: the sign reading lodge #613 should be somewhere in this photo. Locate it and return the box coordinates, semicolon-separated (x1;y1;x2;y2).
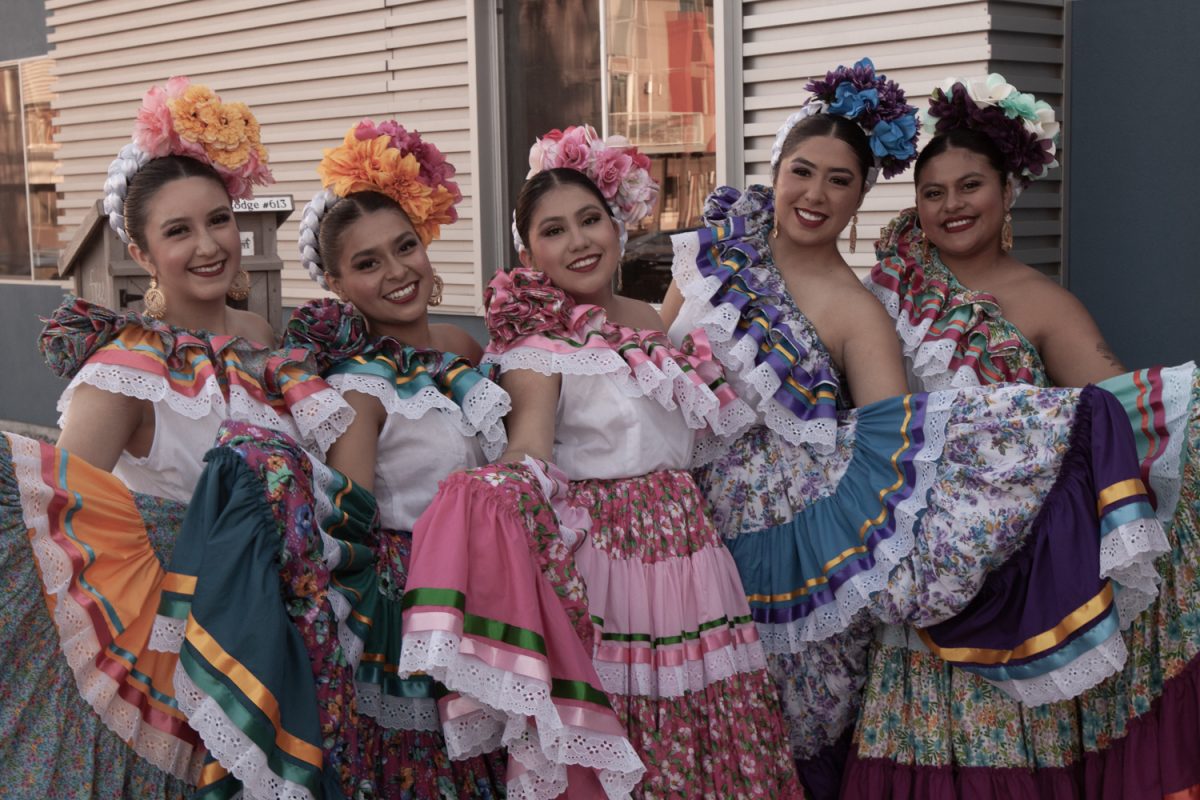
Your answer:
232;196;294;213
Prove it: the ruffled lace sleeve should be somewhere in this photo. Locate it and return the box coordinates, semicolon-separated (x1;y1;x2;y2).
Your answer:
668;185;844;453
39;295;135;379
287;298;508;458
865;208;1048;389
44;295;353;456
326;344;510;461
483;267;753;446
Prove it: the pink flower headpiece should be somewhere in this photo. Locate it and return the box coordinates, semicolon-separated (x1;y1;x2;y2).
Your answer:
133;76;273;200
105;77;274;243
526;124;659;230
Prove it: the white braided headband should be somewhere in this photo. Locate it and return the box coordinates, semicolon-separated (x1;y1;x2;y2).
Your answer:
770;101;882;189
298;188;339;290
103;143;153;244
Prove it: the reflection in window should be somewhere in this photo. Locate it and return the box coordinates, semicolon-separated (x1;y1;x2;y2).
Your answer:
606;0;715;302
0;58;59;280
502;0;715;303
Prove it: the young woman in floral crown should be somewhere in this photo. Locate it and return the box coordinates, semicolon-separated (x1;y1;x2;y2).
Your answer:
453;123;805;798
662;58;1173;799
855;75;1200;797
0;78;351;798
140;120;513;799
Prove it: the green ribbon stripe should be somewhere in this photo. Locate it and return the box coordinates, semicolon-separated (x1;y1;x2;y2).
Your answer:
598;614;752;648
403;587;548;656
156;594;192;620
181;648;323;792
550;677;612;709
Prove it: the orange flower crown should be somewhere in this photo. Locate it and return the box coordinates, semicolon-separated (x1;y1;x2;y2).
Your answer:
300;120;462;288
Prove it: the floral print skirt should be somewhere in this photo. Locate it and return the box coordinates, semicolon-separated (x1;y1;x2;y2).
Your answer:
568;468;804;799
847;367;1200;798
0;432;193;799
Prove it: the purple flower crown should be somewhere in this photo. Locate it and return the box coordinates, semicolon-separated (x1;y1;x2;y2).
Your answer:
802;58;920;179
924;75;1059;187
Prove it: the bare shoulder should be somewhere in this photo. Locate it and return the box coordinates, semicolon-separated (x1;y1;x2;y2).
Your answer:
613;296;665;332
431;322;484;364
227;308;277;347
1009;265;1096;328
835;281;901;336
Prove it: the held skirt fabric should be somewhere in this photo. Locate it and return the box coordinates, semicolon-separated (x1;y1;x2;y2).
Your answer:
149;421;506;800
399;460;803;799
0;431;196;798
845;376;1200;792
693;384;1167;799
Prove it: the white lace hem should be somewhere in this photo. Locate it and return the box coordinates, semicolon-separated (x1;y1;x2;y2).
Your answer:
1139;362;1195;532
755;390;956;650
326;588;365;672
285;386;355;456
329;371;510;459
10;434;204;783
58;363;228;427
1100;516;1170;628
174;662;315;800
58;364;335;453
398;628;644;798
985;625;1128;707
148;614;187;653
355;683;440;731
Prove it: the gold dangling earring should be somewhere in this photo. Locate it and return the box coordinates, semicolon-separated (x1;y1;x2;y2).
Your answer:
143;276;166;320
849;214;858;254
428;273;444;307
772;215;780;240
919;231;932;265
1000;212;1014;253
226;268;251;301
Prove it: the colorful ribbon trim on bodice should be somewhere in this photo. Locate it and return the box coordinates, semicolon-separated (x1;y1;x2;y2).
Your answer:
670;185;846;449
42;296;342;448
484;266;749;435
866;208;1046;388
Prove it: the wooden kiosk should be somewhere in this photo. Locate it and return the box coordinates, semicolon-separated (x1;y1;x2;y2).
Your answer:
57;195;295;332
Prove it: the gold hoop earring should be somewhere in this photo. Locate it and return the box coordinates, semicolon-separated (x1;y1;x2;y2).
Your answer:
428;273;444;307
849;214;858;254
143;276;166;320
227;268;251;301
1000;212;1014;253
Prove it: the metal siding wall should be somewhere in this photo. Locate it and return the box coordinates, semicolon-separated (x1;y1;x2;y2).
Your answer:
737;0;1063;276
987;0;1064;277
48;0;482;314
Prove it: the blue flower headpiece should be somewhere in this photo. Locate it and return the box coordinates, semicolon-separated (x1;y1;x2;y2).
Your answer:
770;58;920;184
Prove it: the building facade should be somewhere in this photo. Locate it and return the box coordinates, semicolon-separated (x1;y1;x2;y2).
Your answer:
1;0;1193;426
38;0;1068;315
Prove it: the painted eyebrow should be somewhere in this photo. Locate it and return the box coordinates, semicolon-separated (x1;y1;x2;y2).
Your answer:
919;172;988;191
538;204;607;225
790;156;855;176
349;232;416;261
159;205;230;228
787;154;854;176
